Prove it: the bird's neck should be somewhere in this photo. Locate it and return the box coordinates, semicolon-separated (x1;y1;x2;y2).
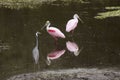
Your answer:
74;16;78;19
36;36;38;48
74;17;78;22
46;23;50;30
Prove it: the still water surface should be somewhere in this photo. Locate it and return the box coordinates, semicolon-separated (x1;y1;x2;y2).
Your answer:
0;3;120;79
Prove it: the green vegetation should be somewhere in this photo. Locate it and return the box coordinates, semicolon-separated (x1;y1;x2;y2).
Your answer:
0;0;48;9
94;7;120;19
0;0;119;9
0;0;84;9
0;0;120;19
105;7;120;10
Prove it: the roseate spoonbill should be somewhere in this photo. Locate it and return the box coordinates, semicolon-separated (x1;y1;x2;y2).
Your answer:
46;49;66;65
32;32;41;64
66;41;83;56
66;14;84;33
41;21;65;41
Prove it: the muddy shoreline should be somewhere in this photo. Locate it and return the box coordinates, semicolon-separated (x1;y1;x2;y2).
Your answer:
7;68;120;80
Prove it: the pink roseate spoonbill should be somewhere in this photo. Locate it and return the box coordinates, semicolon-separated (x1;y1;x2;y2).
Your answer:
46;49;66;65
32;32;41;64
66;14;84;34
41;21;65;41
66;41;83;56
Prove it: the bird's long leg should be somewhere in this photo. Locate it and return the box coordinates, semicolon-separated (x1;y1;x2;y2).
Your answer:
72;30;74;35
34;63;40;72
34;63;36;72
71;37;75;42
38;63;40;71
54;37;58;46
70;30;74;37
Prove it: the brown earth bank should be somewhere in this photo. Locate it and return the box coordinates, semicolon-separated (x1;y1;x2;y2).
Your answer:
7;68;120;80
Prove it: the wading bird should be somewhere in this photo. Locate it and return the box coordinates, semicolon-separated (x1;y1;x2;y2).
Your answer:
32;32;41;64
46;49;66;65
66;41;83;56
66;14;84;34
41;21;65;41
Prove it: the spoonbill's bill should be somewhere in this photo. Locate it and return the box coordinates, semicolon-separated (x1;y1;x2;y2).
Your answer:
66;14;84;33
41;21;65;41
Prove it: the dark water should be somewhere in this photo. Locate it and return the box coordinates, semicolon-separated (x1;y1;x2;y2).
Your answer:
0;3;120;80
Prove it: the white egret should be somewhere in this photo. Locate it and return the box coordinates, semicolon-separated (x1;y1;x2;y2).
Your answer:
32;32;41;64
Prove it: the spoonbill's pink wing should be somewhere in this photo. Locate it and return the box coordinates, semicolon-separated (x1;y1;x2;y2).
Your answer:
66;19;78;32
47;27;65;38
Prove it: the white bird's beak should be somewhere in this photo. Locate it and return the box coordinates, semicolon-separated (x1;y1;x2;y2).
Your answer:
78;17;84;23
37;32;41;34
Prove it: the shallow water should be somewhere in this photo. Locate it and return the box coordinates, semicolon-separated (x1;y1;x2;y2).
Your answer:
0;3;120;80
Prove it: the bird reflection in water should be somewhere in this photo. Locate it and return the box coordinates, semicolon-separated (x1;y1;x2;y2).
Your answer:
66;41;83;56
46;49;66;66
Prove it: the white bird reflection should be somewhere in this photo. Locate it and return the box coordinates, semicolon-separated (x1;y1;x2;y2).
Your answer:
46;49;66;65
66;41;83;56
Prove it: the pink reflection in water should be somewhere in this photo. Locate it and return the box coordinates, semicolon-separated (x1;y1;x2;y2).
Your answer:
46;49;66;65
66;41;83;56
